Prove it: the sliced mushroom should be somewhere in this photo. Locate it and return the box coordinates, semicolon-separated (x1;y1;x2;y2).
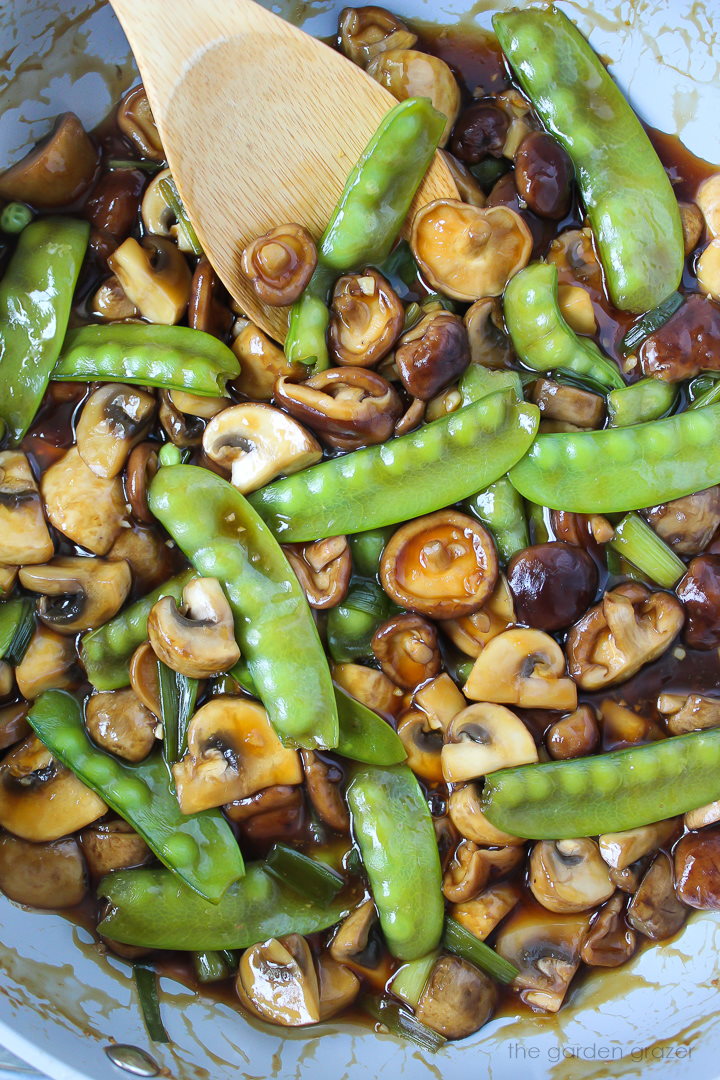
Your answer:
411;201;532;301
380;511;498;619
284;536;351;609
464;628;578;711
697;239;720;300
442;839;489;902
202;403;321;493
15;625;77;700
396;709;443;782
413;673;465;734
547;227;604;292
566;583;684;691
442;702;538;781
367;50;460;146
172;697;302;814
332;662;404;719
531;378;604;429
140;167;196;252
0;664;14;700
129;642;162;717
0;452;54;566
557;285;597;336
80;819;152;879
599;699;665;751
627;852;687;940
125;443;159;525
19;556;131;634
580;892;637;967
148;576;240;679
451;880;522;940
677;554;720;650
674;827;720;909
168;390;227;420
679;200;704;254
0;734;106;841
0;835;87;908
75;384;156;479
451;100;510;162
438;150;486;207
0;113;97;208
0;566;18;595
85;689;158;763
394;395;425;436
117;85;164;161
448;783;524;846
529;839;615;914
108;236;191;325
188;257;233;338
441;573;515;658
41;447;127;556
545;704;599;760
225;784;306;845
231;319;305;401
464;298;514;369
0;702;31;752
316;956;361;1020
109;521;179;596
275;367;402;452
372;613;440;690
696;174;720;238
242;223;317;306
395;311;470;400
328;269;404;367
494;903;591;1012
158;389;204;448
609;859;648;895
237;934;320;1026
642;486;720;556
424;385;463;423
415;954;497;1039
91;276;139;321
300;750;349;832
329;898;392;988
598;818;681;871
338;6;417;66
685;801;720;831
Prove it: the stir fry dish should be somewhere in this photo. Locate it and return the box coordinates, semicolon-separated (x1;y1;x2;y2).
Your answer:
2;1;720;1051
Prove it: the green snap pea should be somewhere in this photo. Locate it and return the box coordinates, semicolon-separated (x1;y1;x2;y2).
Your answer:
607;378;677;427
482;728;720;839
81;570;195;690
465;476;529;563
0;217;89;443
28;691;244;900
349;527;394;578
98;864;350;950
53;323;239;396
347;764;443;960
149;465;337;750
250;391;539;542
327;580;394;662
459;364;523;404
509;401;720;513
494;6;684;312
503;263;624;391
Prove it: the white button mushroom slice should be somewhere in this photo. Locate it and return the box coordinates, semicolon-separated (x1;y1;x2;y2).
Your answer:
695;173;720;238
236;934;321;1026
338;7;417;67
529;839;615;914
41;447;127;556
75;384;157;478
494;905;591;1013
442;838;490;902
172;697;303;815
231;318;305;401
0;451;54;566
396;709;443;782
413;673;466;734
598;819;681;871
19;556;132;634
463;628;578;711
147;576;241;679
85;689;159;763
415;955;497;1039
141;167;196;252
15;624;77;700
0;834;88;909
0;565;18;595
441;702;538;781
451;880;522;940
316;956;360;1021
107;235;192;325
696;238;720;300
0;662;13;699
657;692;720;733
80;819;152;879
685;801;720;830
448;783;525;846
202;403;322;494
168;390;227;418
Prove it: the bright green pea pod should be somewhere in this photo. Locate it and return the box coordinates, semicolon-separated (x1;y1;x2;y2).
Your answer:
0;217;89;443
504;263;624;391
285;282;331;370
28;691;244;900
334;684;406;766
459;364;523;404
53;323;239;395
81;570;195;690
347;764;443;960
149;465;337;750
607;378;677;427
97;864;350;950
493;7;683;312
250;391;539;542
482;728;720;839
465;476;529;563
509;401;720;513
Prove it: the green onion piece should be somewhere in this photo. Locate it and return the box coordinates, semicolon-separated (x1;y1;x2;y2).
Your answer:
621;291;684;354
0;202;34;234
608;512;686;588
158;661;199;763
133;963;169;1043
526;500;551;544
0;598;34;665
454;659;474;686
361;995;446;1053
157;176;203;255
107;158;165;173
689;378;720;411
388;951;438;1009
422;293;458;314
192;950;237;983
607;378;676;427
264;843;345;905
375;240;420;294
403;302;422;331
469;156;510;193
442;917;519;984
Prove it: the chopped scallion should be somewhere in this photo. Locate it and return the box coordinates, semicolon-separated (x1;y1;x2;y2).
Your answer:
133;963;169;1043
0;598;34;665
361;995;446;1053
689;379;720;411
158;175;203;255
388;951;438;1009
621;291;683;354
442;917;519;984
608;512;686;588
107;158;165;173
264;843;344;905
192;950;237;983
158;661;199;763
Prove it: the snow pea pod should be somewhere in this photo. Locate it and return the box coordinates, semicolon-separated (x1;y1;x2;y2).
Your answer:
149;465;337;750
504;263;624;390
607;378;677;427
509;402;720;513
0;217;89;443
98;864;350;950
53;323;239;396
81;570;195;691
347;764;443;960
493;6;683;313
482;728;720;839
28;691;244;900
465;476;528;563
250;390;539;542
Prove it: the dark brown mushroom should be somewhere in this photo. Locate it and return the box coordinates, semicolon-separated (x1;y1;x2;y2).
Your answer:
0;113;97;208
85;689;158;762
80;819;152;879
124;443;159;525
158;390;205;448
643;486;720;555
514;132;573;220
674;828;720;909
438;150;486;207
274;367;403;451
464;297;514;368
507;542;598;632
283;535;351;609
117;85;165;161
551;509;614;552
371;613;441;689
415;955;497;1039
450;102;510;163
395;311;470;400
329;900;393;990
545;705;599;760
338;5;417;66
394;396;426;436
110;521;178;595
380;510;498;618
188;257;233;338
531;378;604;429
242;224;317;306
679;201;705;254
676;555;720;649
108;236;192;325
225;784;306;846
580;893;637;967
84;167;145;241
0;835;87;908
627;852;687;939
300;750;349;832
639;294;720;382
328;268;404;367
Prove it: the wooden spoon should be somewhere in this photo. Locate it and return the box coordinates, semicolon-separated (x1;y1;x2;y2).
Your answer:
108;0;457;342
